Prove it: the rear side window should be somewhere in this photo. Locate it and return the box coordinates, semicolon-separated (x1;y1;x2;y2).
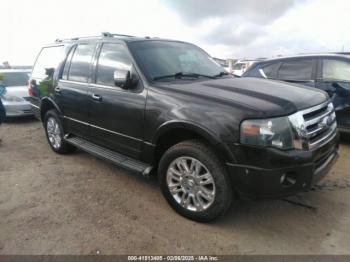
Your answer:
61;46;76;80
95;43;132;86
67;43;95;83
322;59;350;82
278;59;313;80
32;46;64;79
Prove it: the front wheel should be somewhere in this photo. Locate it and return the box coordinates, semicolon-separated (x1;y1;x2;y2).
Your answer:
44;109;76;154
158;140;233;222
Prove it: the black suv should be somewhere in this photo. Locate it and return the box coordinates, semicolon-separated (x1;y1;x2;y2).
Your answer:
29;33;339;222
242;54;350;132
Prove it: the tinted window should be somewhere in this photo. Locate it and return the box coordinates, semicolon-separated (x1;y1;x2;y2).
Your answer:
323;59;350;81
0;72;30;87
32;46;64;79
278;59;313;80
68;43;95;83
96;43;132;86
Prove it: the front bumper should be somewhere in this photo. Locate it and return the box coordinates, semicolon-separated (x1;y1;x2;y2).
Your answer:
226;132;339;199
3;101;33;117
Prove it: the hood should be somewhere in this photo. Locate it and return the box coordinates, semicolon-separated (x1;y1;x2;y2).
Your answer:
5;86;29;98
158;77;328;118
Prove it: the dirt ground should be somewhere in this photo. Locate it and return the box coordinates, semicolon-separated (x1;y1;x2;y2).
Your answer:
0;117;350;255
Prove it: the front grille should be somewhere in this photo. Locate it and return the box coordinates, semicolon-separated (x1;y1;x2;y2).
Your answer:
300;102;337;150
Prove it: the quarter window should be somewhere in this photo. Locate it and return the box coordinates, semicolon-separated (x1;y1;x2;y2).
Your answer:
278;59;313;80
322;59;350;82
68;43;95;83
95;43;132;86
32;46;64;79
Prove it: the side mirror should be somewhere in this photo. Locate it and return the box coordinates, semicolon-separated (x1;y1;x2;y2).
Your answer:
114;69;138;89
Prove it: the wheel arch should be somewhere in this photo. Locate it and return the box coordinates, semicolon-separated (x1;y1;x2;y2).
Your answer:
40;97;62;122
151;121;236;166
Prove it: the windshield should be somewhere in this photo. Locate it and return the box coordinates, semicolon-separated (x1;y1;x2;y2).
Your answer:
0;72;30;87
232;63;245;70
128;41;225;81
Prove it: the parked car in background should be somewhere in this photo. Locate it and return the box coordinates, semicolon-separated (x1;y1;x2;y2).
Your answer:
242;54;350;133
231;60;257;76
29;33;338;222
0;69;32;117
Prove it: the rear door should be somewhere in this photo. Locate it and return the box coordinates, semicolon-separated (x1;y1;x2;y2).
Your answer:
55;42;97;138
89;41;146;159
277;58;316;87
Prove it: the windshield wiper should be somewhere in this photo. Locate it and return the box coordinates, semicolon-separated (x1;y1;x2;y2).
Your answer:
213;71;230;78
153;72;215;81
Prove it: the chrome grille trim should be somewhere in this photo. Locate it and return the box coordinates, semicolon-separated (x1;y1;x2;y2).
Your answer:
308;122;337;149
289;102;337;150
298;101;329;115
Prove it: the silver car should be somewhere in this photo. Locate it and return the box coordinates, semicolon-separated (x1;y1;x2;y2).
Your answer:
0;69;32;117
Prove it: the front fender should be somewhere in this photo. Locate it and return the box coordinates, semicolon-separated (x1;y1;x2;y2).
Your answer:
152;120;237;164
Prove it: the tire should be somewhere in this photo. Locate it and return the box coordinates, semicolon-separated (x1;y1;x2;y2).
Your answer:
44;109;76;154
158;140;233;222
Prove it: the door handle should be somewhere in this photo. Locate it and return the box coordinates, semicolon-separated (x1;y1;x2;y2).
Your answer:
54;87;61;93
92;94;102;102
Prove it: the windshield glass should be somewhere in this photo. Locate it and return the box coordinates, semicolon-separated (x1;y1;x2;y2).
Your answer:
128;41;224;80
0;72;30;87
232;63;245;70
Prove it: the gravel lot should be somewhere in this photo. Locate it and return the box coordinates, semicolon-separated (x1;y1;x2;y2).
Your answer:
1;118;350;255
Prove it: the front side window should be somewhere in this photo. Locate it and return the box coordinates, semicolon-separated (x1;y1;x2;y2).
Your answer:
96;43;132;86
322;59;350;82
68;43;95;83
32;46;64;79
260;62;281;78
128;41;224;80
278;59;313;80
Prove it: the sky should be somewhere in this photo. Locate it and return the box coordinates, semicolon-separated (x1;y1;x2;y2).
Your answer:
1;0;350;65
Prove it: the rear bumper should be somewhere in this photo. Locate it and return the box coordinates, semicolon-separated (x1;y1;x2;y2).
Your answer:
226;133;339;199
30;103;41;120
3;101;33;117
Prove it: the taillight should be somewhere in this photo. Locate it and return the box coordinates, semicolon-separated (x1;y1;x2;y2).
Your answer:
28;80;33;96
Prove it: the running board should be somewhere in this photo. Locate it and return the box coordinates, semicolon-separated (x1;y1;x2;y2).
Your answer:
64;136;153;177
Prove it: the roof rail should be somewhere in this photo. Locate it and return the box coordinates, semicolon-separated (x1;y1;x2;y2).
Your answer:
55;32;136;42
101;32;135;38
55;35;101;42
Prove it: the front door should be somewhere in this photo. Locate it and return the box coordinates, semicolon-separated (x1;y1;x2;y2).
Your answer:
277;58;316;87
89;42;146;159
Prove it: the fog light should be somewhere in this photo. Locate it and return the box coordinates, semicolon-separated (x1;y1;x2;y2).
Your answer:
280;174;286;184
280;172;297;187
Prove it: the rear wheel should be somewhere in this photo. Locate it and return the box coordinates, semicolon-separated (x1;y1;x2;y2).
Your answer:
44;110;76;154
158;140;233;222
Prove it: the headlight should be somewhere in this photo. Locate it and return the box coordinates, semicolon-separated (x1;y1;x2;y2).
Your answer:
240;116;295;150
1;94;24;102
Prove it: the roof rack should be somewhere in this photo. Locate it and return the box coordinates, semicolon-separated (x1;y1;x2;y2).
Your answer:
55;32;135;42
